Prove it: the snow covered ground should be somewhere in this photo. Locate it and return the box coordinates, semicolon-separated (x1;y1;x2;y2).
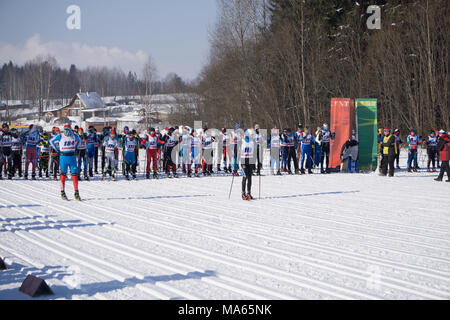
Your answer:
0;153;449;300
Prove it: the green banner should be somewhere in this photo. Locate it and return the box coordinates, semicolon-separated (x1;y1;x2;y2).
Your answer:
356;99;378;171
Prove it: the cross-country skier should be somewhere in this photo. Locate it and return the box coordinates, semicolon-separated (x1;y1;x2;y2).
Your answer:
100;126;110;175
10;128;23;178
407;129;422;172
268;127;281;175
120;126;130;176
379;128;397;177
295;124;304;166
314;127;322;169
318;123;333;174
49;127;60;181
24;124;40;180
280;129;288;172
394;129;403;169
38;132;50;178
190;128;202;177
220;127;232;173
300;127;315;174
102;129;119;181
253;124;263;176
434;130;450;182
86;126;97;178
426;130;439;172
285;128;299;174
180;126;192;175
201;125;215;176
50;124;81;201
122;130;139;180
0;123;13;180
230;124;241;176
241;129;256;200
76;128;89;181
145;127;163;179
93;127;100;174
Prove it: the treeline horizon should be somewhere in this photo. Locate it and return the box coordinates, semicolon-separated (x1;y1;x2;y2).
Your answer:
0;57;191;104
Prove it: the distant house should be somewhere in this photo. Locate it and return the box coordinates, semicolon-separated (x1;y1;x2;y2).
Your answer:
50;92;106;120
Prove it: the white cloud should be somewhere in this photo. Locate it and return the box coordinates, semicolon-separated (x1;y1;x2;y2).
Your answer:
0;34;149;73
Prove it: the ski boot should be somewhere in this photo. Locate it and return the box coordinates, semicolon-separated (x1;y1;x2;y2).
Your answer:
84;174;89;181
39;171;43;178
31;174;36;180
224;167;228;173
74;191;81;201
277;170;282;176
217;165;221;172
287;170;293;175
247;193;254;200
102;174;107;181
308;169;313;174
133;175;137;180
61;191;68;201
146;172;150;179
295;169;300;175
432;168;437;172
111;174;116;181
125;174;130;180
434;178;442;182
194;172;200;178
153;172;158;179
173;172;178;178
300;169;306;175
413;167;418;172
242;192;248;200
407;167;412;172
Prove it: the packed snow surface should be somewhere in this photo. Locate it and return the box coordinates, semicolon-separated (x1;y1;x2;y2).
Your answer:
0;161;449;300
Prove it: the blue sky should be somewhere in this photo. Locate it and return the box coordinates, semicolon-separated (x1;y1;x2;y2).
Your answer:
0;0;217;80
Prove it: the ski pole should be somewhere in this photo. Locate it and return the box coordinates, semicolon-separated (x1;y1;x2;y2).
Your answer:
259;169;261;200
228;172;235;200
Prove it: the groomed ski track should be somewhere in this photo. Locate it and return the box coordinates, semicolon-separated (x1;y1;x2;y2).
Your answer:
1;164;449;300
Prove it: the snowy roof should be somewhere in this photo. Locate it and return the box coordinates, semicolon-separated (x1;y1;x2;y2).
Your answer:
77;92;105;110
85;117;117;123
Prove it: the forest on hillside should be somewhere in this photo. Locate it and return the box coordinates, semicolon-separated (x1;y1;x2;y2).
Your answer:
192;0;449;134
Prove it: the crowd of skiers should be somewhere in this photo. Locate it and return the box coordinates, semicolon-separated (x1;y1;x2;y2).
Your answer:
0;122;449;201
378;127;450;181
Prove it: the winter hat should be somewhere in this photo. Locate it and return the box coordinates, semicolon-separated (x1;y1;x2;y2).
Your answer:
439;129;446;135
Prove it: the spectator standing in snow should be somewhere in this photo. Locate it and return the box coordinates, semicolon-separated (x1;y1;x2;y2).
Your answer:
434;130;450;182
